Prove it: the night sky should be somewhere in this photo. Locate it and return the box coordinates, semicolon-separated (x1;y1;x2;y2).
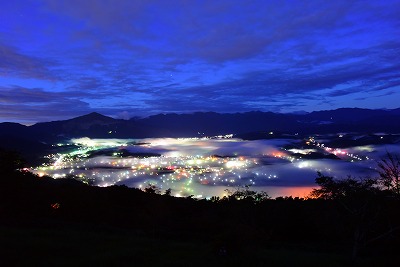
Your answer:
1;0;399;124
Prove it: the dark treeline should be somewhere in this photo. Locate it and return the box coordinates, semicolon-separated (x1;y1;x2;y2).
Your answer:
1;149;400;266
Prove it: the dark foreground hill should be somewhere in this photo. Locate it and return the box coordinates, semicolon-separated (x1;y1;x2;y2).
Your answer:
1;164;399;266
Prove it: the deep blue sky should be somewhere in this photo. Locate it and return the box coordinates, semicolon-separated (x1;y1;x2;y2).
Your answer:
1;0;399;124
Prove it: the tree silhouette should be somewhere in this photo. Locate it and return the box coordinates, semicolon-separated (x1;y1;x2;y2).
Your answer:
310;172;400;261
377;152;400;195
223;185;269;203
143;183;161;194
164;188;172;196
311;171;379;200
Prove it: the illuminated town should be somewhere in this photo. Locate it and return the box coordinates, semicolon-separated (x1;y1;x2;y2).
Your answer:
30;134;386;198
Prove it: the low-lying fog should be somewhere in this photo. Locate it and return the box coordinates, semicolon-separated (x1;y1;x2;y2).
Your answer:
34;137;400;198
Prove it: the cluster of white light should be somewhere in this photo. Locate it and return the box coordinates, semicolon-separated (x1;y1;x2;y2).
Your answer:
34;135;380;197
33;137;286;196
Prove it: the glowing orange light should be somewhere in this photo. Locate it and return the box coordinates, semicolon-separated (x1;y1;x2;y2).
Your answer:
51;203;60;209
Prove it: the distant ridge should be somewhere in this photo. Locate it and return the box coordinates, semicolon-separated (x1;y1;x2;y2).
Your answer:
68;112;116;123
1;108;400;143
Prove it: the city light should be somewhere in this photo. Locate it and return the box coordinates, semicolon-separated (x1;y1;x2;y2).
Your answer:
31;135;383;198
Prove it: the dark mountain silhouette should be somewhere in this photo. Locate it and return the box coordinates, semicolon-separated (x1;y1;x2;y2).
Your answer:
304;108;393;124
300;108;400;133
0;122;29;139
64;112;117;126
137;111;299;137
0;135;52;165
1;108;400;145
29;112;122;139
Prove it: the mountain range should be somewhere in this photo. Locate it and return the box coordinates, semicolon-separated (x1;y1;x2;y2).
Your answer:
1;108;400;143
1;108;399;164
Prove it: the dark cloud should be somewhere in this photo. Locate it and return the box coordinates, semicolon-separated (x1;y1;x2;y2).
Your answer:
0;44;55;80
0;0;399;122
0;86;92;123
